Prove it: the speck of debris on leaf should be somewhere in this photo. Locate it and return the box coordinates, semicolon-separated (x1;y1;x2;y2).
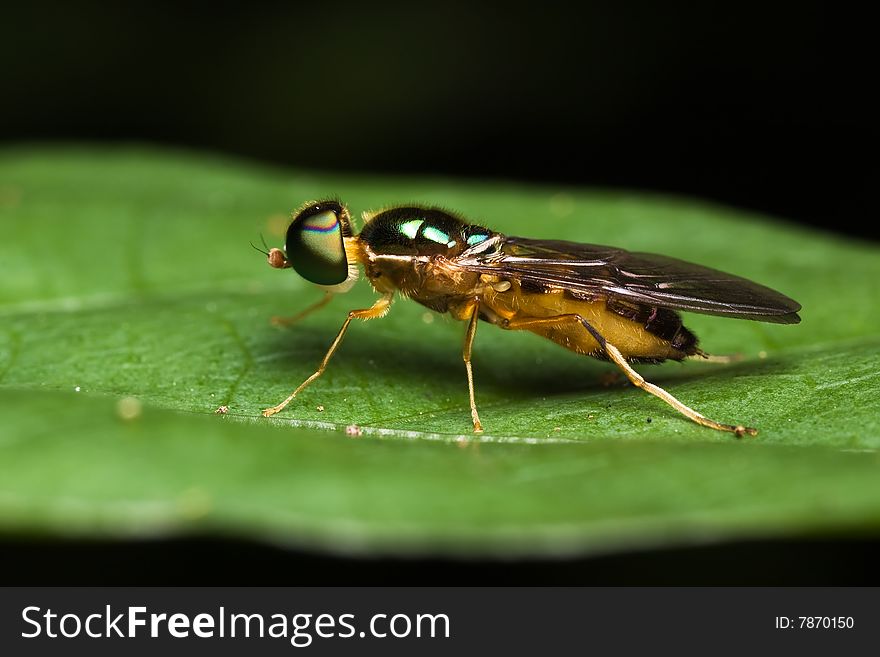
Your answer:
116;396;143;421
646;417;652;423
214;405;229;415
316;405;325;412
345;424;363;437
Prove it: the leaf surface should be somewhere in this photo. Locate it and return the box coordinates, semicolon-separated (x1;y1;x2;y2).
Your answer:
1;146;878;555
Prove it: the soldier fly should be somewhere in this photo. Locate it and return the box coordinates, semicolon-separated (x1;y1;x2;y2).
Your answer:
259;200;801;436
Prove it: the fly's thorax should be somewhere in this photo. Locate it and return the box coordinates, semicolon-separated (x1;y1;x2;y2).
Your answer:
358;206;493;258
362;255;416;295
362;249;483;302
357;206;495;302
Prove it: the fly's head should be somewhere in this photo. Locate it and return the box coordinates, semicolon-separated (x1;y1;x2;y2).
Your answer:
270;200;359;293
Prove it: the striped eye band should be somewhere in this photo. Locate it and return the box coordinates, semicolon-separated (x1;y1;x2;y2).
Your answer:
302;212;340;233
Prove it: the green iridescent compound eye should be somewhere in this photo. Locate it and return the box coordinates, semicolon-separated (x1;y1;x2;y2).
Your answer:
286;205;349;285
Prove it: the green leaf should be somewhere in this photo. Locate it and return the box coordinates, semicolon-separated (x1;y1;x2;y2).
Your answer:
1;145;879;556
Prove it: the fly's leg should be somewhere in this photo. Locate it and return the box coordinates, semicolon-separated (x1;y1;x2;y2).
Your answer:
262;293;393;418
263;245;333;327
687;349;743;364
462;301;484;433
603;341;756;436
502;314;757;437
271;291;334;327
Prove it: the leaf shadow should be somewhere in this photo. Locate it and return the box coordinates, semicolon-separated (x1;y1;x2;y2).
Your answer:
260;325;789;399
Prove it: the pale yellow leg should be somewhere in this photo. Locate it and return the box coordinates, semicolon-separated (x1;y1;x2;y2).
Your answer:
603;342;756;437
262;294;393;418
502;313;756;437
271;291;334;327
462;302;484;433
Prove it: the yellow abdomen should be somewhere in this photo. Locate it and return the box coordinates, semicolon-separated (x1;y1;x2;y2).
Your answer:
480;280;692;362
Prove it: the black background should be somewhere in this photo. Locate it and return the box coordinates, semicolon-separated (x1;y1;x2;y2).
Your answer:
2;1;878;584
2;0;877;240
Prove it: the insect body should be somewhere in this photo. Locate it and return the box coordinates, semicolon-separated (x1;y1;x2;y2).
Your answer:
261;200;801;436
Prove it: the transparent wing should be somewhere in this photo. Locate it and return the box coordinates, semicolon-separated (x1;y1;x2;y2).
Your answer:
455;235;801;324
